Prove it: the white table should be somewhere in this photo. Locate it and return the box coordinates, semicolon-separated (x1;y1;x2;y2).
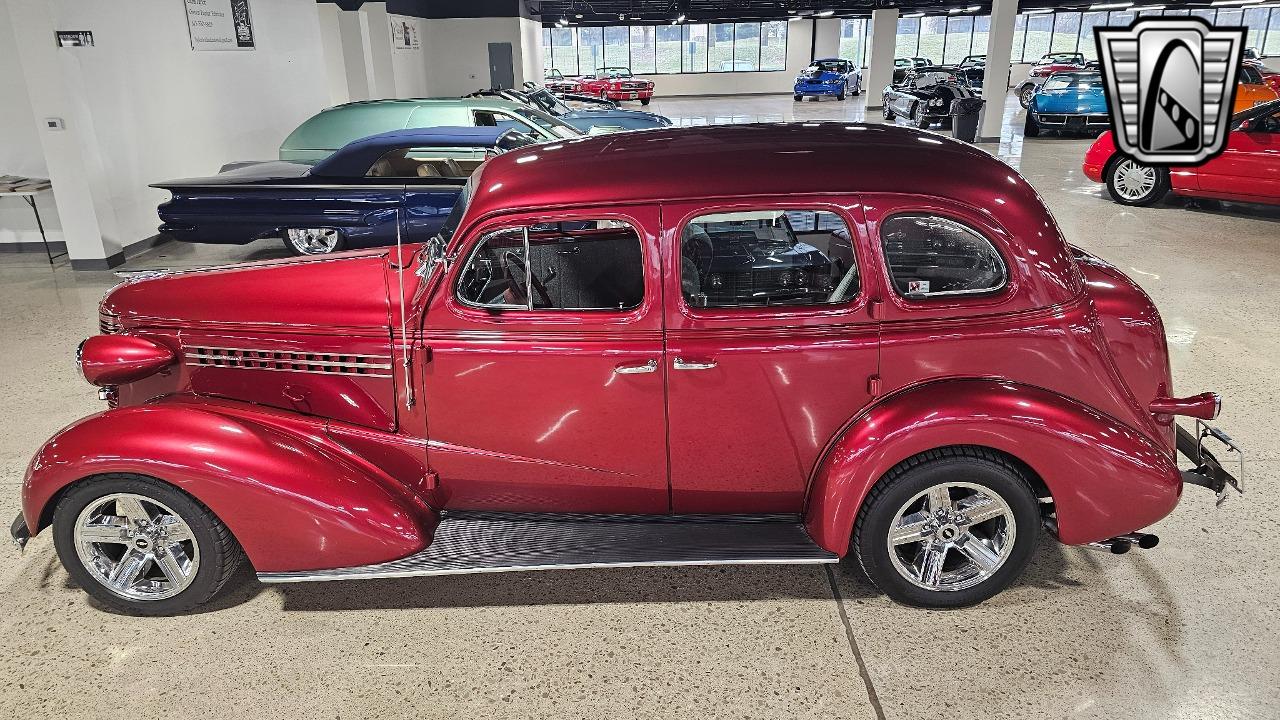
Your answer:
0;175;60;264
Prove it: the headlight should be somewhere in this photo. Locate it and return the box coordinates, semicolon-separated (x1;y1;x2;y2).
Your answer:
79;334;176;387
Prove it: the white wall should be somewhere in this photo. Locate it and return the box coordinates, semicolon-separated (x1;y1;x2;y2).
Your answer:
0;6;63;248
9;0;332;256
422;16;539;96
389;14;429;97
643;20;815;97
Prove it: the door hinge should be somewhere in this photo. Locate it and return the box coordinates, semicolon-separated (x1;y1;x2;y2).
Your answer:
868;299;883;320
867;374;882;397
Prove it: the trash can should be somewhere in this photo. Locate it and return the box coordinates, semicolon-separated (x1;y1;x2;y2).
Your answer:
950;97;985;143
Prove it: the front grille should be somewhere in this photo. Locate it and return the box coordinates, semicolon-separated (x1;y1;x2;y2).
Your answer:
184;346;393;378
620;82;647;89
98;310;121;334
1036;113;1109;127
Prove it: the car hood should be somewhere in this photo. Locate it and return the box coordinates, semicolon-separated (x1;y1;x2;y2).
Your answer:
562;108;669;124
102;251;393;331
1034;87;1108;114
151;161;312;189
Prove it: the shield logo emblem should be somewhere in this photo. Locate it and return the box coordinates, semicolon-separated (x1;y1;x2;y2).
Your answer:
1096;17;1246;165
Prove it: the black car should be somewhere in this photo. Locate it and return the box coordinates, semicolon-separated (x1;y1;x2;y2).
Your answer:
932;64;984;90
882;69;977;129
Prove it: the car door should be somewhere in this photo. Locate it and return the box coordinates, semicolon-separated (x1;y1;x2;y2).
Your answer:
1195;108;1280;201
364;143;472;241
661;200;881;514
420;205;669;513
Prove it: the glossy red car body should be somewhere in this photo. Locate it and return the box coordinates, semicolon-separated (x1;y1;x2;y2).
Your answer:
1083;103;1280;206
23;123;1216;576
576;69;654;103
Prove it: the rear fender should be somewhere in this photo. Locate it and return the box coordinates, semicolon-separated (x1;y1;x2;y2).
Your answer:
804;380;1181;554
22;400;435;573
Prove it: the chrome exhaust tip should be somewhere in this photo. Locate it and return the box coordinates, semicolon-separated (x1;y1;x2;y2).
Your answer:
1085;533;1158;554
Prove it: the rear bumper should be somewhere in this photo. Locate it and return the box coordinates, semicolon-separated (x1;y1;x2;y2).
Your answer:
1082;160;1106;183
10;513;29;551
1176;421;1244;505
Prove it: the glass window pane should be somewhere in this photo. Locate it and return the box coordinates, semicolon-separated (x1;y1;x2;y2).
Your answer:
683;24;708;72
1012;14;1027;63
542;28;552;70
1024;14;1053;61
971;15;990;58
604;26;629;68
550;27;577;76
458;221;645;311
1244;9;1270;50
1108;11;1135;27
1078;12;1108;60
1267;11;1280;55
761;20;787;71
1162;9;1189;17
656;25;682;73
896;17;920;58
734;22;761;71
629;26;656;73
880;215;1007;299
1190;9;1217;24
577;27;602;78
709;23;734;71
681;210;858;309
839;18;864;66
919;16;947;64
1051;12;1081;54
1216;9;1243;27
944;16;973;65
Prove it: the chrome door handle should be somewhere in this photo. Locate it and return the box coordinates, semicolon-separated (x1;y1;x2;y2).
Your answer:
614;359;658;375
673;357;717;371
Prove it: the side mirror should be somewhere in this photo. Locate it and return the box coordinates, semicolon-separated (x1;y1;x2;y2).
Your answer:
1238;119;1253;132
416;235;448;279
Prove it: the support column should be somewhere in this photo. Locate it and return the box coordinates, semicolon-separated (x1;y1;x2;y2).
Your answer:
979;0;1019;142
6;0;124;269
317;3;351;106
358;3;397;99
336;10;372;101
812;18;842;60
865;8;899;111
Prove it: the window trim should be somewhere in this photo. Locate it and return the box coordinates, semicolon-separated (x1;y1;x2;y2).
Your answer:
676;206;864;314
453;219;647;314
878;212;1010;301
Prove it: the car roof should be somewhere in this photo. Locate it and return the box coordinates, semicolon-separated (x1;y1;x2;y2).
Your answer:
309;127;516;177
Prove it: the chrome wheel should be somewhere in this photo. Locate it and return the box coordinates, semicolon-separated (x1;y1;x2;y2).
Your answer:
1112;159;1158;201
286;227;341;255
886;482;1015;592
73;493;200;601
1019;86;1036;108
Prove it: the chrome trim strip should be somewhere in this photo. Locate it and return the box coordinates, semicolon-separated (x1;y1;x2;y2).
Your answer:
258;555;838;583
183;353;392;369
182;361;392;379
182;345;391;358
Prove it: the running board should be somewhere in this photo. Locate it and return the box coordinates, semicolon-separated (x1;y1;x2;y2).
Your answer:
258;512;838;583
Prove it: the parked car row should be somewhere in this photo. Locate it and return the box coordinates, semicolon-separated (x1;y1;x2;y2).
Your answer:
543;66;655;105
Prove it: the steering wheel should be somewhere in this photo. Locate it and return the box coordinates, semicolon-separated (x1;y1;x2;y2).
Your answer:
501;251;552;308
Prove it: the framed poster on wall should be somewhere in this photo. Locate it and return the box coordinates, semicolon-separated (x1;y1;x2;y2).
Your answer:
391;15;420;50
185;0;254;51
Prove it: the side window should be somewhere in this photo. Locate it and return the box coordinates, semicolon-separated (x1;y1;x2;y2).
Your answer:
457;219;645;311
473;110;542;138
880;214;1007;299
680;209;859;309
366;148;484;178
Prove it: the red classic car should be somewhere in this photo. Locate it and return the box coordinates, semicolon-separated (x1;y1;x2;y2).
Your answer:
12;123;1240;614
576;66;654;105
1083;100;1280;206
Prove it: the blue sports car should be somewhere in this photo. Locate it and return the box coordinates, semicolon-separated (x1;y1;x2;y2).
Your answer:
1024;71;1110;137
153;127;533;256
794;58;861;101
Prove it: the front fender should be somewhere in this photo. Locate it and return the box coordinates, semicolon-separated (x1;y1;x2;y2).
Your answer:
22;400;435;572
804;380;1181;554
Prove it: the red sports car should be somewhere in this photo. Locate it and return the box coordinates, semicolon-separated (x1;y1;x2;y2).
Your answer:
1083;99;1280;206
13;123;1239;614
576;66;654;105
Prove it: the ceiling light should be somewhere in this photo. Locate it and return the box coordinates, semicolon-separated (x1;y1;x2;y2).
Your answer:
966;4;980;10
1023;8;1054;14
1211;0;1255;5
1137;4;1166;9
902;12;924;18
1089;2;1132;9
950;7;963;12
816;9;835;17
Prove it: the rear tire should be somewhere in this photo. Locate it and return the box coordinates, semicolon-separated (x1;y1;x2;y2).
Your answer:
284;227;346;256
882;103;895;122
852;447;1041;609
1105;156;1170;206
837;84;847;101
52;474;244;615
1019;84;1036;109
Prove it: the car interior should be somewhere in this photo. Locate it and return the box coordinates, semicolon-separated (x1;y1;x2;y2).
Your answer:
366;150;485;178
879;214;1006;297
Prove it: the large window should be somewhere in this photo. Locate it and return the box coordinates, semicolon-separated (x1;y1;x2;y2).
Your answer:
918;16;947;64
542;22;787;75
1023;14;1053;61
944;16;974;65
839;18;868;67
1050;12;1081;54
896;17;920;58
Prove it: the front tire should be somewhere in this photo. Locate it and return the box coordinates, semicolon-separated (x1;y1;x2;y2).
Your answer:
1105;156;1170;206
640;97;651;106
852;447;1041;608
52;474;244;615
794;93;804;101
1024;113;1041;138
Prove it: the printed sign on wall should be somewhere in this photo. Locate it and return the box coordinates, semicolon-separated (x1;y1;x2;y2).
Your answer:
185;0;255;51
391;15;421;50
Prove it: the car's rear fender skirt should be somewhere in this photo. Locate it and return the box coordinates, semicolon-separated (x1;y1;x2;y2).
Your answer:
22;401;436;573
804;379;1181;554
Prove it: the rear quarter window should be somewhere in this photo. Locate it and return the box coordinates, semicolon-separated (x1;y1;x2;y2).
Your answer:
880;214;1007;299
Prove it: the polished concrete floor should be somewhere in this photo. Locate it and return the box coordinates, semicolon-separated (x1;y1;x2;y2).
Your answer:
1;93;1277;720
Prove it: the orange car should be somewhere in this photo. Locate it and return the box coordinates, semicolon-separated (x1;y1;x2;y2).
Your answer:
1236;64;1280;112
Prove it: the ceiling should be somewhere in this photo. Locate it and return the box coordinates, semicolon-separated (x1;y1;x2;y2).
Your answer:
530;1;1213;24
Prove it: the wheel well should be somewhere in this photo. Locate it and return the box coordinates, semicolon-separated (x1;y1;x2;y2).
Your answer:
36;473;239;539
876;444;1054;509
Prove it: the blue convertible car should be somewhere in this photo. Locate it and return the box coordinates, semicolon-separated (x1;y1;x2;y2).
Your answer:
154;127;532;256
1024;71;1110;137
794;58;861;101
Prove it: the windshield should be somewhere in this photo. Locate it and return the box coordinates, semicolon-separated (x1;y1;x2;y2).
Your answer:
810;61;846;73
511;107;581;139
597;67;633;78
545;69;563;79
1041;53;1082;64
1042;73;1101;91
521;87;571;116
437;169;480;245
